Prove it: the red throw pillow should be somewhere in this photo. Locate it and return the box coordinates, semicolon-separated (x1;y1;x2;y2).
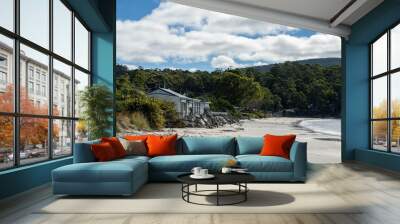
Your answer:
260;134;296;159
146;134;177;157
91;142;117;162
124;135;149;141
101;137;127;158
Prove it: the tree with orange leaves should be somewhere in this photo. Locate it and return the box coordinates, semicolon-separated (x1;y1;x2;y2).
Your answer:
0;85;14;149
0;84;59;151
373;99;400;146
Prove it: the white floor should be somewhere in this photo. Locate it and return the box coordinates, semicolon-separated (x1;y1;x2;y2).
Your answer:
1;163;400;224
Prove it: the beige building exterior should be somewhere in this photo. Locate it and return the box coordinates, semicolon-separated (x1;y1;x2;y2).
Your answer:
148;88;210;118
0;41;74;151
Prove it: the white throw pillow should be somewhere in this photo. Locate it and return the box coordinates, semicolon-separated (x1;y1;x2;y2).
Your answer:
119;138;147;156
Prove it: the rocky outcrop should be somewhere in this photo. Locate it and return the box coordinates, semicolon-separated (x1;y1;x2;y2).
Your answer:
183;111;239;128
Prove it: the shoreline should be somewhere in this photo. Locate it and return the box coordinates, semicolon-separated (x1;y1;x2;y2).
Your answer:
119;117;340;137
297;119;341;137
118;117;341;163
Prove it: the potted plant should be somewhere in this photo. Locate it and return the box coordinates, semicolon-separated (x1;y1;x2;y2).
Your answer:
79;84;113;140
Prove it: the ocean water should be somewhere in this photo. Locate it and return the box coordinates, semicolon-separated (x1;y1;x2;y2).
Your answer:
299;119;341;136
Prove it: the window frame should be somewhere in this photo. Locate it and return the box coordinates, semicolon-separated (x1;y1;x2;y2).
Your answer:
0;0;92;171
0;53;8;88
370;21;400;154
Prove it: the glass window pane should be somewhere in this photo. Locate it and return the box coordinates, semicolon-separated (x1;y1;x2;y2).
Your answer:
0;0;14;31
75;18;89;70
53;0;72;60
391;72;400;118
372;76;387;119
391;120;400;153
372;121;388;151
20;117;49;165
0;116;14;170
53;59;72;117
53;119;72;157
75;120;88;143
391;24;400;70
20;44;49;115
0;35;14;112
74;69;89;118
372;33;387;76
20;0;49;49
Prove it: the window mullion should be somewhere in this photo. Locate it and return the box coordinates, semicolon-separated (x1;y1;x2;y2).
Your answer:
48;0;54;160
388;30;391;152
13;0;20;167
370;45;373;149
71;10;76;155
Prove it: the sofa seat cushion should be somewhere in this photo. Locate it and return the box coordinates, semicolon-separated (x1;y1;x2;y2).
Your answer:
149;154;235;172
117;155;150;162
236;155;293;172
53;159;147;183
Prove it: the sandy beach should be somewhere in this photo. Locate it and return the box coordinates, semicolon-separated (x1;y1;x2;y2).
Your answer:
121;117;341;164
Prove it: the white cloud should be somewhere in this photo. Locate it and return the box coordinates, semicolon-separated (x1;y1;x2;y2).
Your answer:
211;55;243;69
117;1;341;68
236;34;341;62
124;64;138;70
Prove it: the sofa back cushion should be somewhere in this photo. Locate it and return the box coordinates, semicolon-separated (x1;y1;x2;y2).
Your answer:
73;140;100;163
180;136;235;155
236;137;263;155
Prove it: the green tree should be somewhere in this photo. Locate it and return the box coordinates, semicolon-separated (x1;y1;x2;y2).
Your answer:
214;72;264;108
80;84;113;139
115;61;342;118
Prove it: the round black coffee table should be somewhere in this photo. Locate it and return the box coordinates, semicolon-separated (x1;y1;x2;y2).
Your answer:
177;173;255;206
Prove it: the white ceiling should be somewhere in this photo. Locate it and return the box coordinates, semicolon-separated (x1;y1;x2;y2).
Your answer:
170;0;384;37
227;0;352;22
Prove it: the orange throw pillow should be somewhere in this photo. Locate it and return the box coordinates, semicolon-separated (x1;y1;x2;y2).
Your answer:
146;134;177;157
91;142;117;162
124;135;149;141
260;134;296;159
101;137;127;158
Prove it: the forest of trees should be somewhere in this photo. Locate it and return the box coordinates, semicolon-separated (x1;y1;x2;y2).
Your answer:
116;61;341;126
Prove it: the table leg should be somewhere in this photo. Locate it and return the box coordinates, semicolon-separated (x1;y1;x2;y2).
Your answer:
217;184;219;206
245;183;247;201
187;184;190;202
181;184;183;199
195;184;198;192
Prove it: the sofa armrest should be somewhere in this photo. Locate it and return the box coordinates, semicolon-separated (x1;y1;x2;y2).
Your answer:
289;141;307;181
73;140;100;163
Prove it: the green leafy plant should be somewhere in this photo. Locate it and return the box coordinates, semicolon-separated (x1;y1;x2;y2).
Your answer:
80;84;113;140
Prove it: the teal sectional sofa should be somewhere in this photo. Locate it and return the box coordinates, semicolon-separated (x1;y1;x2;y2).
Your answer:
52;136;307;196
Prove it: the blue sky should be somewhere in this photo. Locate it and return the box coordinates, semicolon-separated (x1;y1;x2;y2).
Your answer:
117;0;160;21
116;0;340;71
